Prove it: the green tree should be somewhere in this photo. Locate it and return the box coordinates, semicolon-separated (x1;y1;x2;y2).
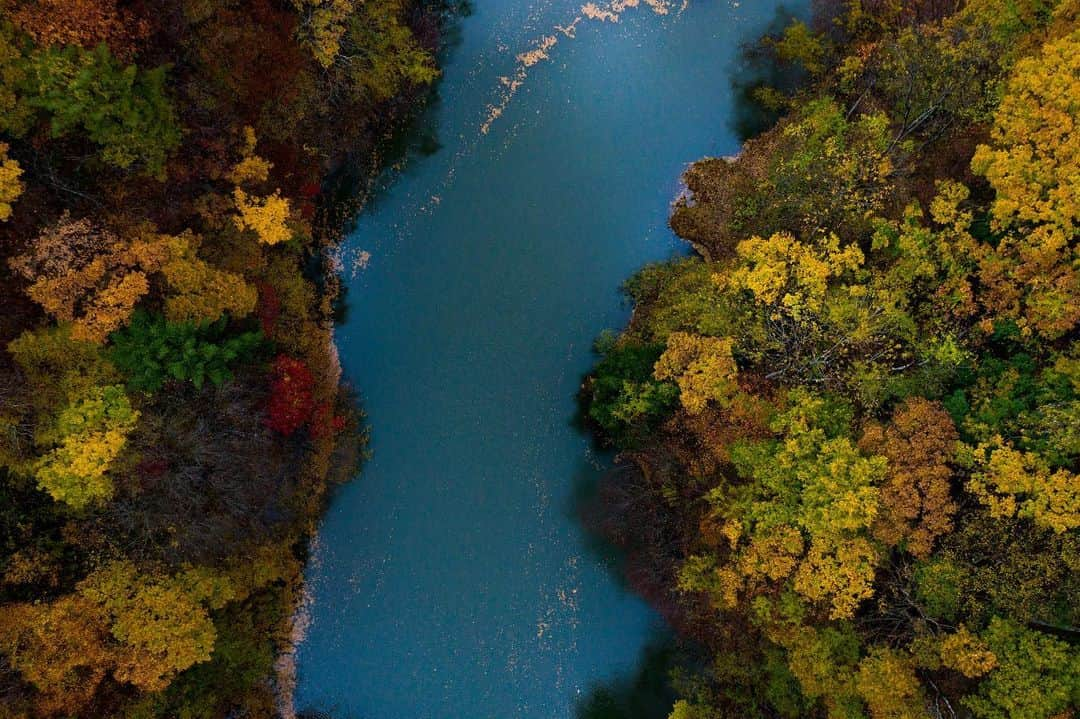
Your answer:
963;618;1080;719
585;338;679;447
335;0;438;102
24;43;180;176
109;312;263;393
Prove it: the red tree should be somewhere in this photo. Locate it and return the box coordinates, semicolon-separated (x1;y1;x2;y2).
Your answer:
265;354;315;436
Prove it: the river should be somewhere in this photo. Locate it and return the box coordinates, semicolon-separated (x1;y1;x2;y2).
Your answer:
294;1;805;717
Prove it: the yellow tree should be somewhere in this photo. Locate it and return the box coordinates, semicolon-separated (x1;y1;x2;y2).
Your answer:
972;29;1080;235
291;0;359;67
0;595;112;715
228;125;273;186
77;561;229;690
939;626;998;679
10;217;256;341
33;384;138;509
0;562;236;706
9;216;154;342
653;332;738;414
0;142;22;221
855;648;929;719
726;232;864;321
153;231;257;323
971;29;1080;338
233;188;295;245
694;391;887;619
967;438;1080;533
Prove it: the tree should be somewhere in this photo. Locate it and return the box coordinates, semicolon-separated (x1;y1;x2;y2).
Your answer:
156;231;257;324
668;700;720;719
585;339;678;447
792;536;880;621
109;312;263;393
939;626;997;679
233;188;294;245
102;381;294;564
963;618;1080;719
653;332;738;415
23;43;180;176
265;354;316;436
854;648;929;719
227;126;273;186
780;623;863;719
9;0;150;58
972;29;1080;237
6;324;119;433
711;391;887;619
0;23;34;136
970;29;1080;339
77;562;225;691
9;215;155;342
10;219;255;342
0;142;22;221
860;398;958;557
0;594;111;714
33;384;138;509
872;183;984;330
332;0;438;102
967;438;1080;533
291;0;359;68
728;232;864;321
770;20;828;76
773;98;897;237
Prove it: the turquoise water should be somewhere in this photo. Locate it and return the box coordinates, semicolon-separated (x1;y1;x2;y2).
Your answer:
295;1;805;717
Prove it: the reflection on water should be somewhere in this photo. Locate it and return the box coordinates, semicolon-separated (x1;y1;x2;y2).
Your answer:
574;637;679;719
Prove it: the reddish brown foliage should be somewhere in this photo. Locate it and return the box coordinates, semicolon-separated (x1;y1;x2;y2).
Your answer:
860;398;959;558
256;281;281;335
307;401;346;441
265;354;315;436
10;0;151;59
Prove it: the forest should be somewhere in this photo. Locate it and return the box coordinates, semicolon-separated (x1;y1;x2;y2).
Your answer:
582;1;1080;717
0;0;438;716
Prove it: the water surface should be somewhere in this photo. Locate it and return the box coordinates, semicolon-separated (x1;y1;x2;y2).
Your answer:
296;1;806;716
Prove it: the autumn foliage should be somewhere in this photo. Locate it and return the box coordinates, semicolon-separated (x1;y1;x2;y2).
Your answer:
265;354;317;436
584;3;1080;718
0;0;436;714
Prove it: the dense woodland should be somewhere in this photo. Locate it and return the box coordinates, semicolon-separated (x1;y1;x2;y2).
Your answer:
0;1;438;716
583;1;1080;717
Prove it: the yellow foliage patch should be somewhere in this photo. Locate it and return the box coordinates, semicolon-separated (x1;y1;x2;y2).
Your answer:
233;188;294;245
0;142;23;221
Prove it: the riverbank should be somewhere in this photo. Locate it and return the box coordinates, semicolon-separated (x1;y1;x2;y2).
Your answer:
0;3;442;716
582;2;1080;717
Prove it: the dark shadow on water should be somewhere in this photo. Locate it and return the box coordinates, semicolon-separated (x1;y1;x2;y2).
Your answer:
566;454;628;588
729;3;814;141
316;0;468;241
298;635;682;719
574;635;680;719
332;281;350;326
